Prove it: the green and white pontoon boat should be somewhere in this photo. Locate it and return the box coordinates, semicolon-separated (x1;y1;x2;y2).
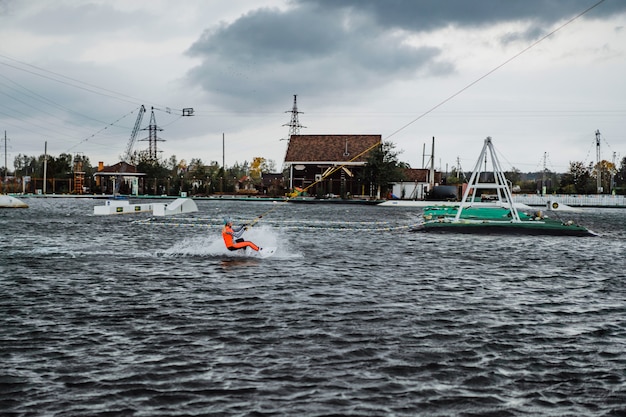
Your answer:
415;137;595;236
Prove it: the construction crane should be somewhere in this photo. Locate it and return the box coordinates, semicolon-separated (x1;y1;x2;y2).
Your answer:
123;105;146;163
113;105;145;195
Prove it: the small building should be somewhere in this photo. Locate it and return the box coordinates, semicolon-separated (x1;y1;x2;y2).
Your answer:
93;161;145;195
260;173;285;197
391;168;443;200
235;175;257;194
284;134;381;198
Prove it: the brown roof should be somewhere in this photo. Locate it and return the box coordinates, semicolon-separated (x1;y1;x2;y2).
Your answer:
401;168;442;183
94;161;144;176
403;168;428;182
99;161;138;173
284;135;381;164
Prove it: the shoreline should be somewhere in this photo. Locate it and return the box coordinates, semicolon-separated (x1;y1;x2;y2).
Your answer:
9;193;626;208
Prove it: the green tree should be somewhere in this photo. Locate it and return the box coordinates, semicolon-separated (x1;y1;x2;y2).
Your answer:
226;161;250;192
186;158;210;195
134;152;172;195
615;156;626;194
249;157;265;184
591;160;616;194
362;141;406;198
446;166;468;185
560;161;590;194
504;167;521;187
14;154;37;176
203;161;222;194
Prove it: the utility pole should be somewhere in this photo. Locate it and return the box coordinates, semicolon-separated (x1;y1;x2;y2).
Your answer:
595;129;602;193
542;152;548;195
429;137;435;190
3;131;7;178
0;131;6;194
43;141;48;195
611;151;616;195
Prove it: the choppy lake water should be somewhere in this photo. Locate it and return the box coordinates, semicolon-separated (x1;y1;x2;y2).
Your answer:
1;197;625;416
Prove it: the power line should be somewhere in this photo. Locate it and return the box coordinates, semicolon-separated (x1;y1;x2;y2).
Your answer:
0;53;189;115
383;0;607;142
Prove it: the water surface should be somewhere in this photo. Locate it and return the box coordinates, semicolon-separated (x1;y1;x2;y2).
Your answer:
1;198;625;416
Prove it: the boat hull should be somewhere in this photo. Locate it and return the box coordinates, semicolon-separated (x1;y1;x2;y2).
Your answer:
416;220;595;236
415;206;595;236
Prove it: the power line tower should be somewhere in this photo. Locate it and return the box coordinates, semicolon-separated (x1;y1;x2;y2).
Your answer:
140;107;164;160
283;94;306;140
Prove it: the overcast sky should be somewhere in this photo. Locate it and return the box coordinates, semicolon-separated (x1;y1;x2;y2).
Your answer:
1;0;624;173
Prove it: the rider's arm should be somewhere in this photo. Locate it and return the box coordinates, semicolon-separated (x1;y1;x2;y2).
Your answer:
232;225;246;239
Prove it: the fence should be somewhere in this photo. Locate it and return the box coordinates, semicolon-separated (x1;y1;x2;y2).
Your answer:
513;194;626;207
0;177;74;194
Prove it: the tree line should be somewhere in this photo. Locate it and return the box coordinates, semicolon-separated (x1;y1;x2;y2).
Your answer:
3;150;280;196
3;145;625;196
444;157;626;195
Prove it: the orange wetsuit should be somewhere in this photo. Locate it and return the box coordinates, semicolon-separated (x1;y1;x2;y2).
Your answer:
222;224;259;251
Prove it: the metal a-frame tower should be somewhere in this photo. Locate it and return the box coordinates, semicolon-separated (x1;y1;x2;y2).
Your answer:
455;137;521;223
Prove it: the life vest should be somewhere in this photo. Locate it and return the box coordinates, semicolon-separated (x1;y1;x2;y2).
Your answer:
222;225;234;247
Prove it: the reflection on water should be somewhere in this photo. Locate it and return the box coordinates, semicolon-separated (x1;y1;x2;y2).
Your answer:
220;258;261;268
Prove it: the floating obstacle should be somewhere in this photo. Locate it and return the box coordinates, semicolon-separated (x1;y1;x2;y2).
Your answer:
415;137;594;236
546;200;582;213
94;198;197;216
0;195;29;208
152;198;198;216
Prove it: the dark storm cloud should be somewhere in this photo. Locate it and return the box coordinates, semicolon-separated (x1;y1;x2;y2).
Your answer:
185;0;626;110
299;0;626;33
186;4;445;110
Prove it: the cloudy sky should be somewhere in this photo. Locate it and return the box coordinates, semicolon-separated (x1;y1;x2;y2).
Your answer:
1;0;624;174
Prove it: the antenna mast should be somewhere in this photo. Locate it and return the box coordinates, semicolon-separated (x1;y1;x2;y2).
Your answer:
283;94;306;140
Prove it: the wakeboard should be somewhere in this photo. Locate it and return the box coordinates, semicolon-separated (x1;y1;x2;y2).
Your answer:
245;246;276;259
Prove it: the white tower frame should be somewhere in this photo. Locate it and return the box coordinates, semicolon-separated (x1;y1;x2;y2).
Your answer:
455;137;521;223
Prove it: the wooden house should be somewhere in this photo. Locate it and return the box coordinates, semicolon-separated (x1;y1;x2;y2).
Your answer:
284;134;381;198
93;161;145;195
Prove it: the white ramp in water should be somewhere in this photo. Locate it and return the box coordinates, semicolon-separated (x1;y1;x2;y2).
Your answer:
152;198;198;216
546;200;582;212
94;200;154;215
94;198;197;216
0;195;29;208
